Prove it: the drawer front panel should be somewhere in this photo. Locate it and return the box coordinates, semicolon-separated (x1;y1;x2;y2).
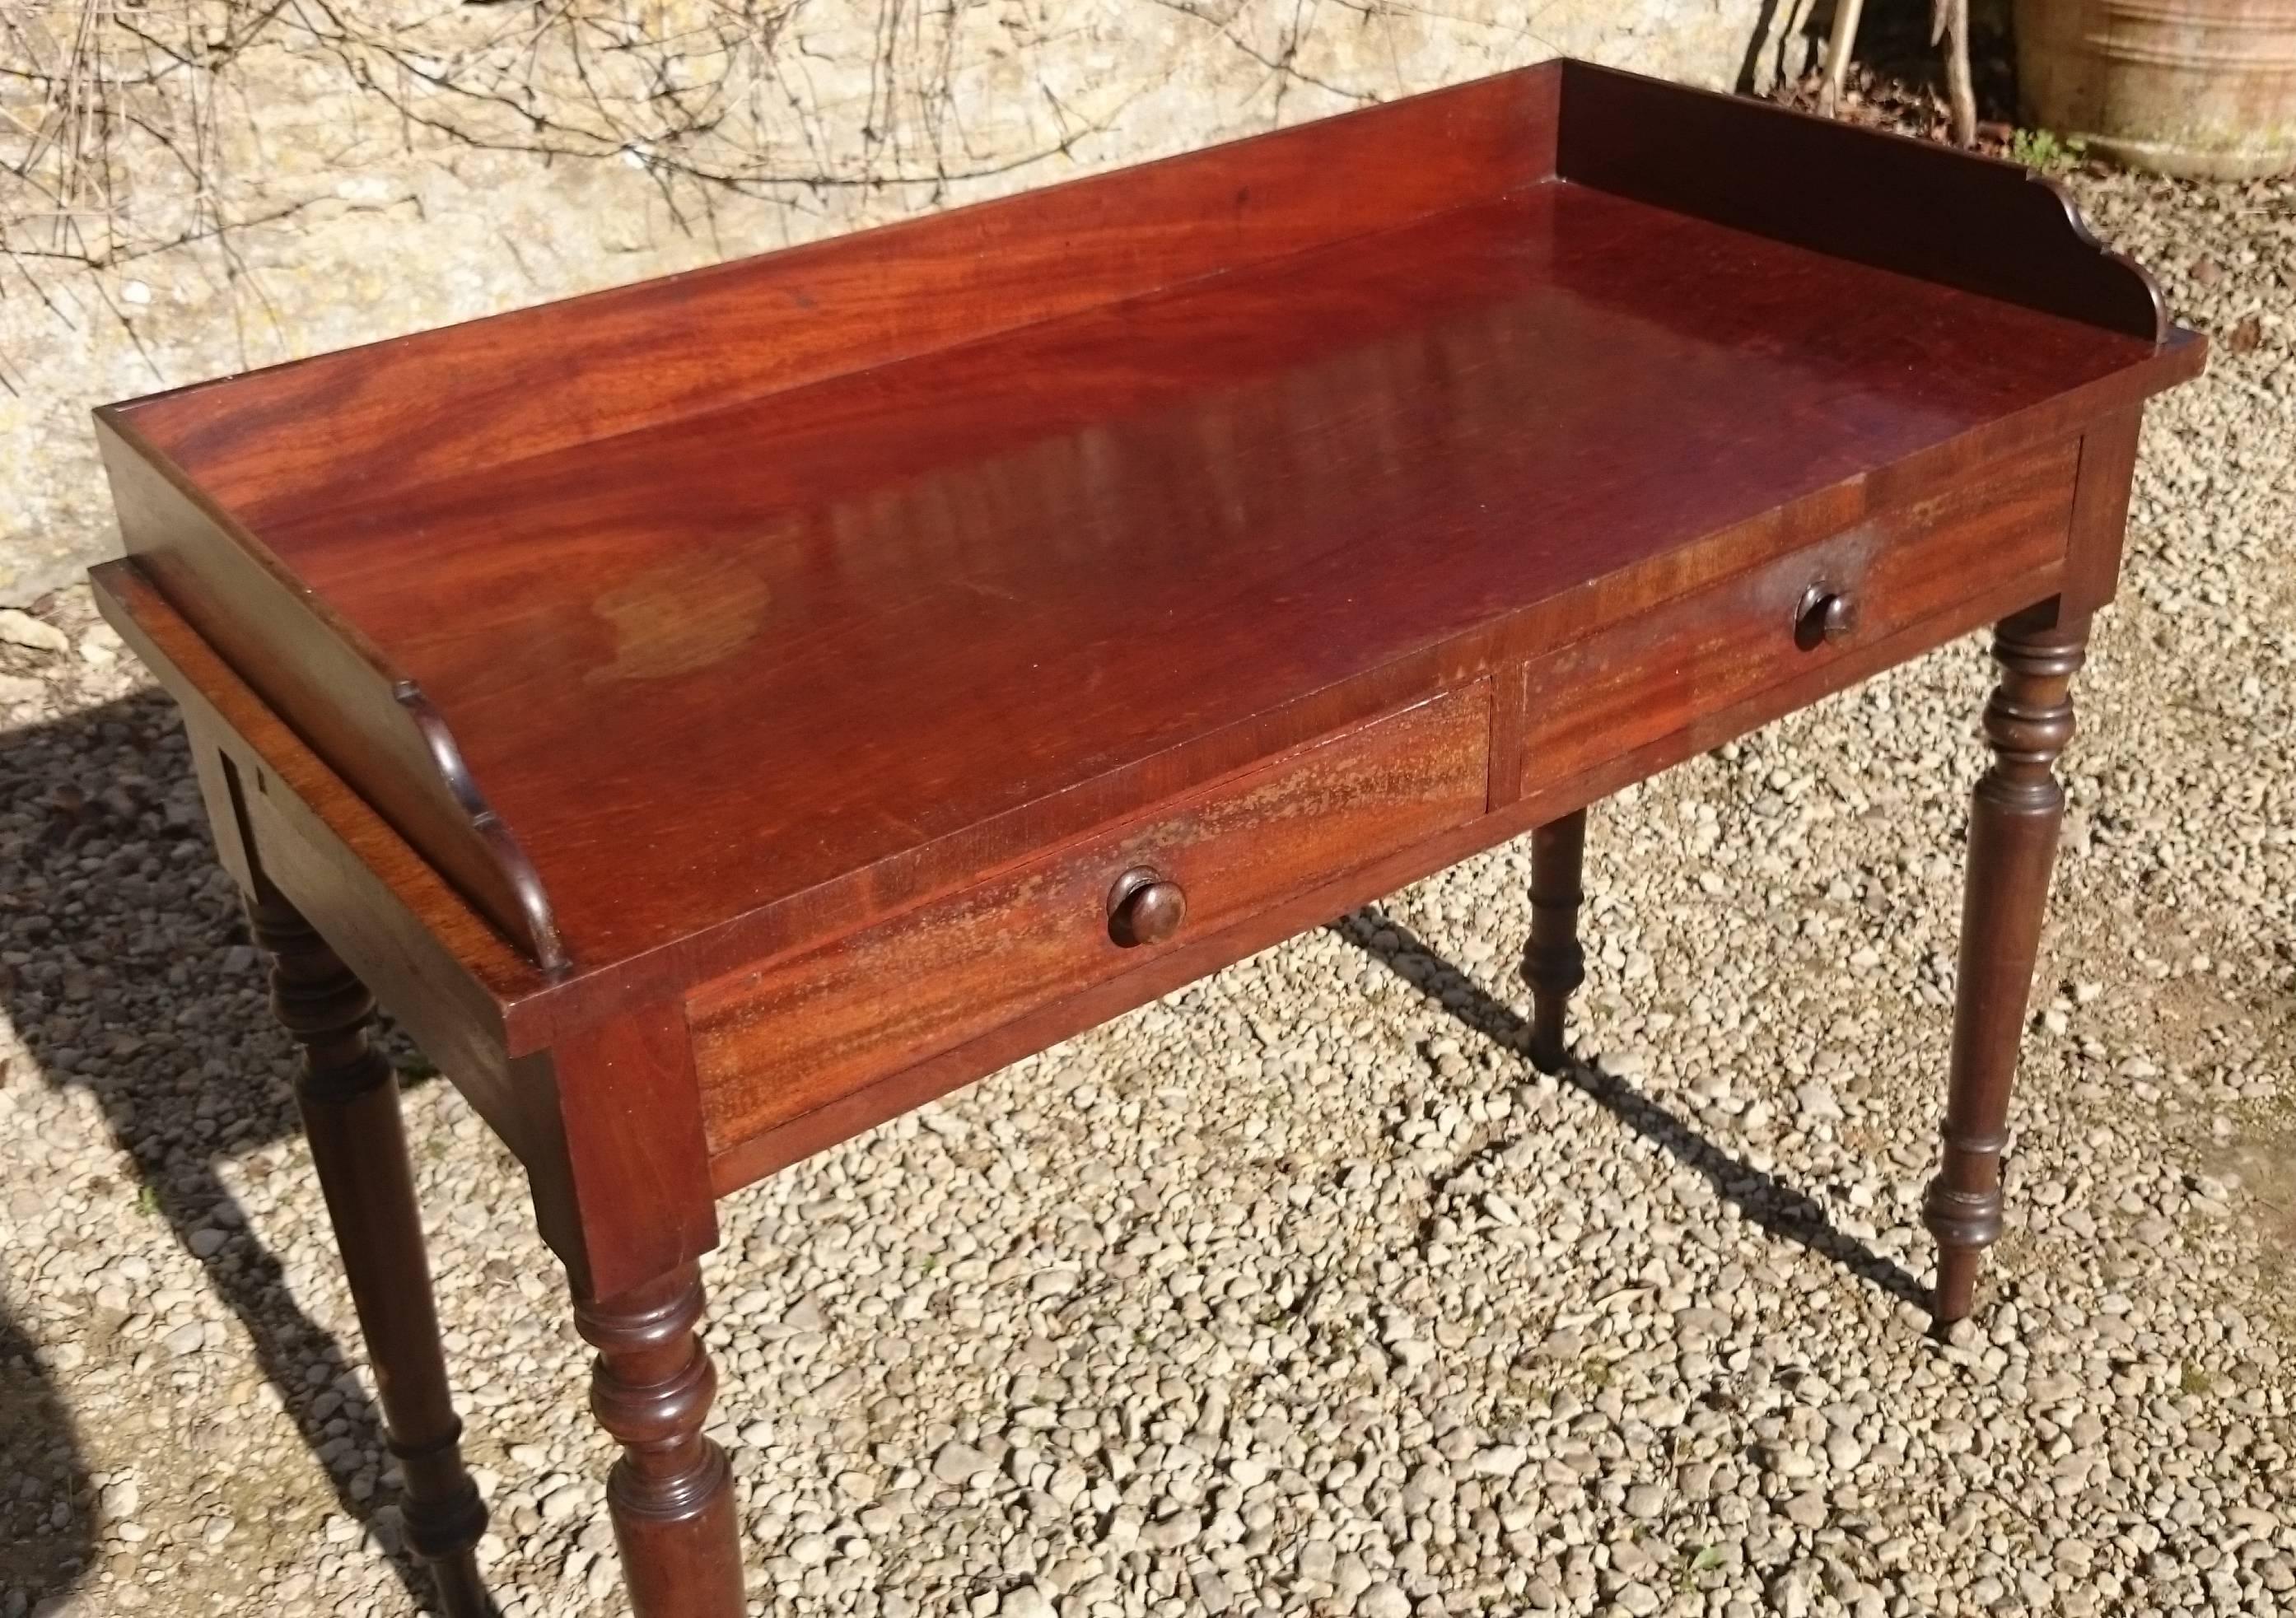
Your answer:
1515;439;2079;794
691;683;1491;1153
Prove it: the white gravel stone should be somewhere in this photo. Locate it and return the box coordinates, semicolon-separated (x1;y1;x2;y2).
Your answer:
1360;1582;1412;1618
931;1442;995;1486
998;1586;1052;1618
0;608;68;654
1140;1508;1199;1550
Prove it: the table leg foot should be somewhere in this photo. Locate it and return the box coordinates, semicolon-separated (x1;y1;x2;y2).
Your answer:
575;1263;744;1618
250;890;493;1617
1524;809;1589;1074
1924;606;2085;1328
424;1554;499;1618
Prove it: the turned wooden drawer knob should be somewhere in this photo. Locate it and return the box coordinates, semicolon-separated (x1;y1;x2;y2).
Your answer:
1794;584;1860;650
1108;866;1186;947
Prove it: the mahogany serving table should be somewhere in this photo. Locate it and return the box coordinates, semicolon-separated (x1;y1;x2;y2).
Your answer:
88;60;2201;1617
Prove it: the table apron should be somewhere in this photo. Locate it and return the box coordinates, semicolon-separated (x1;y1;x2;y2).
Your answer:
694;439;2080;1193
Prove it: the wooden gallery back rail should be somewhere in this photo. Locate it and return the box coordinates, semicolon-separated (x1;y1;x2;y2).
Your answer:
85;61;2202;1617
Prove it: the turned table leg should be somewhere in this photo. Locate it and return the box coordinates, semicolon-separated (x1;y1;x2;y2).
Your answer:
573;1263;744;1618
249;891;494;1616
1925;608;2087;1326
1524;808;1589;1074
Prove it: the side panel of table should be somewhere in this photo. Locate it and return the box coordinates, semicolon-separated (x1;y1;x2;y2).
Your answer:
86;560;701;1299
96;427;567;971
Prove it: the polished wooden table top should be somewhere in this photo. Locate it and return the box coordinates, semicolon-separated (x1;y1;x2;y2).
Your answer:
85;58;2204;1618
128;184;2155;972
96;64;2193;998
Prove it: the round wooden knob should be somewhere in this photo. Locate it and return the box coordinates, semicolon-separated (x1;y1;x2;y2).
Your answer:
1108;867;1186;947
1794;585;1859;650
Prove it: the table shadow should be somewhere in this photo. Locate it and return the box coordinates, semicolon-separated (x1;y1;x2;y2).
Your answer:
1;690;447;1612
1332;905;1933;1314
0;1303;96;1611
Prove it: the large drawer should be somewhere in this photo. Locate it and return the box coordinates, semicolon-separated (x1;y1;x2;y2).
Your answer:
1513;438;2079;795
689;683;1491;1154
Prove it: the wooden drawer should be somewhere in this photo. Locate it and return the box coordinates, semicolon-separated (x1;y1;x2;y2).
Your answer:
689;683;1491;1153
1514;438;2079;794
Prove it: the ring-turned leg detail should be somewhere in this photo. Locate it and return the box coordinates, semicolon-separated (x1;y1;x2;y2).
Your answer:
248;890;494;1617
1524;809;1589;1074
574;1263;743;1618
1925;608;2088;1327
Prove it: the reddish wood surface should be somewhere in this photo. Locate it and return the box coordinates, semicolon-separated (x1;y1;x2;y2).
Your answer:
113;68;1559;523
2060;406;2148;613
110;189;2179;987
1926;604;2088;1322
704;529;2070;1198
515;1000;718;1303
91;562;543;1140
1510;437;2079;793
99;61;2198;1001
688;685;1488;1154
85;61;2212;1616
573;1265;741;1618
96;422;565;971
1555;61;2169;341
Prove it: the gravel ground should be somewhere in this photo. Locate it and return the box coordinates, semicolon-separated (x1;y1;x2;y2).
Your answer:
2;162;2291;1618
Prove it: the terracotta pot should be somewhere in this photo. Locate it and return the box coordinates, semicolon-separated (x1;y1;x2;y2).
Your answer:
2017;0;2296;177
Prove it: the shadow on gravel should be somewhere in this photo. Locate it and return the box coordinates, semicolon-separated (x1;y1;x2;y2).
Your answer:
1335;906;1933;1314
0;1304;96;1611
1;691;446;1612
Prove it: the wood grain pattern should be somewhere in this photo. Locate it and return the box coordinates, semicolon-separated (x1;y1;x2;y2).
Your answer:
130;181;2186;986
93;62;2201;991
89;560;543;1117
110;67;1561;524
96;419;565;972
704;526;2069;1199
1513;438;2079;794
689;685;1489;1155
2060;406;2148;614
85;62;2214;1618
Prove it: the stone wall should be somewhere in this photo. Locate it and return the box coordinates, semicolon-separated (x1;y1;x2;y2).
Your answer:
0;0;1822;599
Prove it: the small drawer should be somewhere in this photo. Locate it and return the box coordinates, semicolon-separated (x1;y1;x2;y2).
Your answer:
1514;438;2079;793
690;683;1491;1154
